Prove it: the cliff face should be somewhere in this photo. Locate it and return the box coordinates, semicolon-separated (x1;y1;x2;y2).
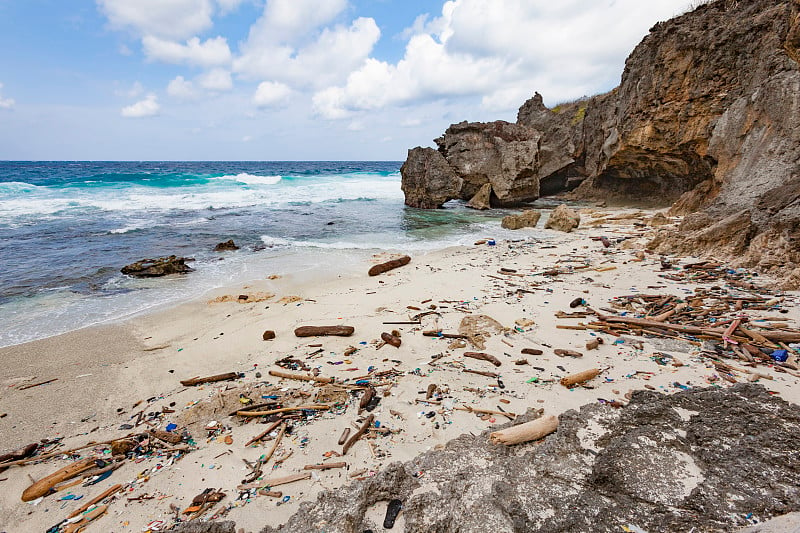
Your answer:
400;0;800;285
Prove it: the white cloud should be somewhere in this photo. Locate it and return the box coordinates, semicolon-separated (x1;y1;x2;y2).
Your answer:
115;80;144;98
142;35;231;68
313;0;691;118
243;0;348;46
97;0;215;40
400;118;422;127
216;0;244;14
0;83;14;109
121;93;160;118
197;69;233;91
253;81;292;108
167;76;196;99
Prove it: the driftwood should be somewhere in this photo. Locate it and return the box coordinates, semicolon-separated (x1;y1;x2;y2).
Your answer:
426;383;437;399
18;378;58;390
245;420;283;447
463;369;499;378
304;462;347;470
490;415;559;445
262;422;286;466
237;472;312;491
294;326;355;337
0;443;38;471
586;339;601;350
22;458;96;501
149;429;182;445
423;330;468;339
560;368;600;388
63;504;107;533
554;349;583;358
180;372;239;387
455;406;516;419
368;255;411;276
599;315;800;343
464;352;502;367
381;332;401;348
521;348;543;356
1;436;132;468
358;387;375;413
268;369;333;384
236;404;331;417
343;415;375;455
67;484;122;518
338;428;351;445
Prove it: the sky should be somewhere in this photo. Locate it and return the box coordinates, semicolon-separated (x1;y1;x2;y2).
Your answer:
0;0;696;161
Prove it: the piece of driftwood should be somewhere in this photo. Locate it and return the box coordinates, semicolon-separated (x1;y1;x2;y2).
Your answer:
18;378;58;390
63;504;107;533
490;415;559;445
599;315;800;343
268;369;333;384
423;331;468;339
464;352;502;367
560;368;600;387
0;443;38;470
586;339;601;350
455;406;516;419
238;472;312;491
236;404;331;417
338;428;351;445
262;422;286;466
342;414;375;455
426;383;437;399
257;489;283;497
304;462;347;470
554;349;583;358
294;326;355;337
463;369;499;378
368;256;411;276
149;429;182;445
358;387;375;413
180;372;238;387
521;348;543;356
381;332;401;348
22;458;96;501
245;420;283;447
651;303;687;322
67;484;122;519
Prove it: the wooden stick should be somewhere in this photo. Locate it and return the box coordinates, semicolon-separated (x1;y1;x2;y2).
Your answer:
294;326;354;337
63;504;107;533
303;462;347;470
368;255;410;276
262;422;286;465
560;368;600;388
2;436;132;468
268;369;333;384
650;303;687;323
245;420;283;447
463;369;499;378
423;331;468;339
455;406;516;418
463;352;501;367
237;472;311;491
342;415;374;455
67;484;122;519
337;427;351;445
18;378;58;390
149;429;182;445
180;372;238;387
236;405;331;417
22;458;96;501
490;415;559;445
599;315;800;343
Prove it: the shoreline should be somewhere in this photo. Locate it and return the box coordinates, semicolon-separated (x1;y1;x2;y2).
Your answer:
2;207;799;532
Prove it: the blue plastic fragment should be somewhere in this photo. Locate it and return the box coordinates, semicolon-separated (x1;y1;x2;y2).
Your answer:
165;423;177;432
771;349;789;362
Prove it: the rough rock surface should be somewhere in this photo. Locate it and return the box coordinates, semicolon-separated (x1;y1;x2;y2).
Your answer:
172;521;236;533
501;210;542;230
400;147;463;209
261;384;800;533
466;183;492;210
120;256;193;277
401;0;800;285
544;204;581;233
213;239;239;251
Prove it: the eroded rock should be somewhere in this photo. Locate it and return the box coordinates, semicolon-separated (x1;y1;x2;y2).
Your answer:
466;183;492;210
544;204;581;233
261;384;800;533
120;256;193;277
400;147;463;209
214;239;239;251
501;210;542;230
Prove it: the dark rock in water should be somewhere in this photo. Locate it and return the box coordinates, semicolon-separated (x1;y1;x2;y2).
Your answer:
259;384;800;533
120;256;193;277
400;147;462;209
214;239;239;251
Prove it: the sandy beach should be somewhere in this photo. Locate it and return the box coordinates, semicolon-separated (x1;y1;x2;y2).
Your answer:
2;207;799;533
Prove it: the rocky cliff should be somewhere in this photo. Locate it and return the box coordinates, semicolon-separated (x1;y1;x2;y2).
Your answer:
401;0;800;286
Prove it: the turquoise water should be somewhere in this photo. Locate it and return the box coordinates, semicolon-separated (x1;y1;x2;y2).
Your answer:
0;161;541;346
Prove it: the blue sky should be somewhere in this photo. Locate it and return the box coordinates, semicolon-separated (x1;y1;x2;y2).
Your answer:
0;0;693;160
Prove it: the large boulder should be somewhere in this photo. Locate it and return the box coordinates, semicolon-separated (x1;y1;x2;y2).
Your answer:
544;204;581;232
400;147;462;209
501;210;542;230
466;183;492;210
213;239;239;251
121;256;194;277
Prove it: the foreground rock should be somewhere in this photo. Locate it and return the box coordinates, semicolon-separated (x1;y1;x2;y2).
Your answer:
213;239;239;251
261;384;800;532
400;147;462;209
120;256;193;277
544;204;580;232
501;210;541;230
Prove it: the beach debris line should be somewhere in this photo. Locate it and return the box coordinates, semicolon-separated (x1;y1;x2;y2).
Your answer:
368;255;411;276
294;325;355;337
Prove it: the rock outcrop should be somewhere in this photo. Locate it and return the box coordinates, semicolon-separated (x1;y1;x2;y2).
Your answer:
501;210;541;230
261;384;800;533
544;204;581;233
401;0;800;286
120;256;193;277
400;147;463;209
213;239;239;251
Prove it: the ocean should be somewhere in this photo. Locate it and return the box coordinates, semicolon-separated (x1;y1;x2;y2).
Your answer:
0;161;548;347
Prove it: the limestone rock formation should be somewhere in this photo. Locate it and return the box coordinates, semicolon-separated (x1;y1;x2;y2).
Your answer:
466;183;492;210
401;0;800;286
213;239;239;251
501;210;542;230
120;256;193;277
260;384;800;533
400;147;462;209
544;204;580;233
